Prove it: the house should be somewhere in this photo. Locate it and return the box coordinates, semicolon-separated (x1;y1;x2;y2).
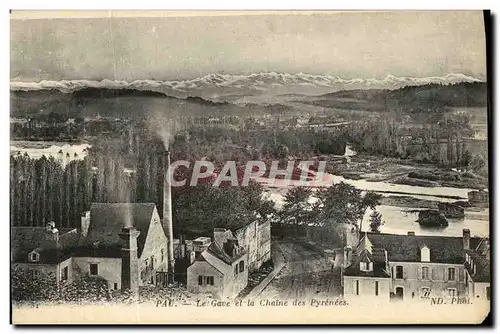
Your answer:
79;203;169;288
11;222;80;288
234;221;272;272
464;238;490;300
183;218;271;299
187;230;248;299
11;202;170;296
343;229;490;302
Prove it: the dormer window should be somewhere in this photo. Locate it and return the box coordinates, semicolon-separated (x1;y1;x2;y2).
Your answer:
28;252;40;262
360;261;373;272
420;245;430;262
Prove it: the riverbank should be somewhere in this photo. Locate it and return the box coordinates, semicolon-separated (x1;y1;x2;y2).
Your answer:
326;154;488;190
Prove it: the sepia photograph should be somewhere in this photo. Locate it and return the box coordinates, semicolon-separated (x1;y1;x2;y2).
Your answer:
9;10;491;324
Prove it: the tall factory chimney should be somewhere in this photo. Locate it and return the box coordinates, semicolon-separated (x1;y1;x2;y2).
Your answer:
164;150;175;282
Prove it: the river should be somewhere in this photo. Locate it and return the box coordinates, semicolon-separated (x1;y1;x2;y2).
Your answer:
259;146;489;238
10;141;91;167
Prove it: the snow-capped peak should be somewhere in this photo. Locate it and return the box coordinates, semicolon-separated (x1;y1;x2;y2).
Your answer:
10;72;483;97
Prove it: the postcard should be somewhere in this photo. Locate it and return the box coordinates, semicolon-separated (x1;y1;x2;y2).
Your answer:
10;10;490;324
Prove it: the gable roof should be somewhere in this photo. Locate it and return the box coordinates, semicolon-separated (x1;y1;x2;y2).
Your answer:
365;233;483;264
11;227;78;264
464;239;490;283
465;251;490;283
84;203;157;257
207;230;246;265
344;247;391;278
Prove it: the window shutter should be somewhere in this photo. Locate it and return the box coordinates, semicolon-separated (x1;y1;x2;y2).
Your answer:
403;267;408;279
417;267;421;280
459;268;465;282
391;266;394;278
198;275;203;285
428;267;433;281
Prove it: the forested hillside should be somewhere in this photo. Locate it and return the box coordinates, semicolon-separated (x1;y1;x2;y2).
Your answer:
301;82;488;113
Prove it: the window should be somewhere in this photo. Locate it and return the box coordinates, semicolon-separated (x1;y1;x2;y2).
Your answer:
150;255;154;270
239;261;245;273
355;280;359;295
395;266;404;279
234;266;238;276
375;281;379;296
29;252;39;262
420;246;430;262
448;288;457;298
61;266;68;281
448;268;456;281
145;259;149;268
199;276;214;286
360;262;373;271
114;283;118;290
30;270;39;280
486;287;490;301
161;249;164;262
89;263;98;275
421;266;429;280
421;287;431;298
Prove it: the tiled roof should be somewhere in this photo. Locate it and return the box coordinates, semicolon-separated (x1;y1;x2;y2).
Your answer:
13;247;74;264
84;203;157;257
71;244;123;258
344;248;391;278
11;227;78;264
464;239;490;283
207;230;246;265
366;233;483;264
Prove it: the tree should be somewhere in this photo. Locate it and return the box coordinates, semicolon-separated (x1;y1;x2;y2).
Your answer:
469;154;487;175
280;187;313;227
61;274;111;304
11;267;58;303
315;183;382;235
359;191;383;232
368;210;384;233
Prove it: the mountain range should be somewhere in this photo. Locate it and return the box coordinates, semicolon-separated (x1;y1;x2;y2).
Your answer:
11;72;483;100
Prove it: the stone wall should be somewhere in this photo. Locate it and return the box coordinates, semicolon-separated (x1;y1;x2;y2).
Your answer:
344;276;391;301
73;256;122;290
187;261;225;299
187;252;249;300
389;262;467;299
235;220;271;272
139;207;169;285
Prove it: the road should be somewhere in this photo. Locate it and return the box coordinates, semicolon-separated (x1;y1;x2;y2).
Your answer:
258;238;342;301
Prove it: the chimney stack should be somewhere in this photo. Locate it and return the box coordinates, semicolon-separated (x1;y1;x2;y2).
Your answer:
118;227;140;296
80;211;91;237
224;239;238;257
463;229;471;250
45;221;59;246
163;151;175;282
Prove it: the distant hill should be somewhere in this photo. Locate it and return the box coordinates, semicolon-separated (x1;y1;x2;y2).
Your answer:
10;87;250;119
300;82;488;113
71;87;171;99
10;81;488;119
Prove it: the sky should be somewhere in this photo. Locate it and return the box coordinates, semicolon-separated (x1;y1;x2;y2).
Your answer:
10;11;487;82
